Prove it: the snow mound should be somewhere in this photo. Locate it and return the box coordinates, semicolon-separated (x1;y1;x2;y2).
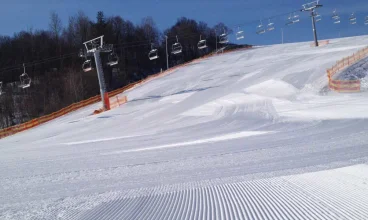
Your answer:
245;79;298;98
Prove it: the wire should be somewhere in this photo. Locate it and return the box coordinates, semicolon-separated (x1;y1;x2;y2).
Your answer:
0;32;215;74
0;52;79;73
0;6;328;75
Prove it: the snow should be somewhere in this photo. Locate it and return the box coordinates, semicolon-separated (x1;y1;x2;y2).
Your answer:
1;36;368;219
245;79;298;98
338;55;368;91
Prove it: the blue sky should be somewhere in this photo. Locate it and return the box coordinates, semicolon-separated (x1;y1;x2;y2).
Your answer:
1;0;368;45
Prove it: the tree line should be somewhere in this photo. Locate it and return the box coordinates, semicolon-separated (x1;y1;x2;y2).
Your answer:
0;11;246;129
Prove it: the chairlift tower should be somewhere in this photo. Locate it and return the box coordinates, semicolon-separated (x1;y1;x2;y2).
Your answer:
301;0;323;47
82;35;113;111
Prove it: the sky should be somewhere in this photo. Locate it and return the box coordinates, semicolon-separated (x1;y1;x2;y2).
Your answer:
1;0;368;45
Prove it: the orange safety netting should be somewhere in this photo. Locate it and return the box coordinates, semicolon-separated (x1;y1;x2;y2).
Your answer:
327;46;368;93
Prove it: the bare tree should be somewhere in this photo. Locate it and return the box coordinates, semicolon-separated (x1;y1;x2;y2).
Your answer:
49;11;63;39
141;17;160;44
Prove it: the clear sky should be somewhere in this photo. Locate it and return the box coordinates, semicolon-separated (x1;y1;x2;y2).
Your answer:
1;0;368;45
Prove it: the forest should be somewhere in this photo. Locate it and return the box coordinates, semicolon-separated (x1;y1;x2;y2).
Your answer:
0;11;246;129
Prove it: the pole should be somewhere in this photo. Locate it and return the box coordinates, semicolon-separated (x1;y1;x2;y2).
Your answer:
281;28;284;44
215;31;218;54
94;50;109;110
165;36;169;70
311;10;319;47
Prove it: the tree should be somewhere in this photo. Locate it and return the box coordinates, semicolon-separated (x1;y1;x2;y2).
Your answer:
94;11;106;37
49;11;63;39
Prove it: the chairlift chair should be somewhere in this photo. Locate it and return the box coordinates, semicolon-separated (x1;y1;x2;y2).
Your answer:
332;10;341;24
82;59;93;72
332;9;340;20
256;20;266;34
218;28;229;44
148;43;159;60
197;35;207;50
267;19;275;31
107;51;119;66
79;49;85;58
171;36;182;55
286;14;294;25
19;64;31;89
314;12;322;22
350;13;357;24
365;16;368;25
349;13;357;21
218;34;228;44
236;27;244;40
286;13;299;25
293;13;300;23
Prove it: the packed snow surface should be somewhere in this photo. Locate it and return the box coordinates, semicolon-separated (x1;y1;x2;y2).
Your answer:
2;36;368;219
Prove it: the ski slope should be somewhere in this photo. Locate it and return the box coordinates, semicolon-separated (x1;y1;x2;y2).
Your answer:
1;36;368;219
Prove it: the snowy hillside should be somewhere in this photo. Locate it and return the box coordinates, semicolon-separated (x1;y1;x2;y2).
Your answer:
2;36;368;219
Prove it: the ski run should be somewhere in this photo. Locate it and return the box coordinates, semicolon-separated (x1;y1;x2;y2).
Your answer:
1;36;368;219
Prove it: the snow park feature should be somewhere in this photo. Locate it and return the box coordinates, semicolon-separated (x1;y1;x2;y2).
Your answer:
1;35;368;219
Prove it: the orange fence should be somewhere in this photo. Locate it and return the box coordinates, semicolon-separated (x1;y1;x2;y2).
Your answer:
310;40;330;47
327;46;368;92
0;95;101;138
0;45;252;139
110;96;128;109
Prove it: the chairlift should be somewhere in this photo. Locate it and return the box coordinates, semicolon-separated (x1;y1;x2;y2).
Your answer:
171;36;182;55
332;10;341;24
256;20;266;34
286;14;294;25
349;13;357;21
293;13;300;23
286;13;299;25
0;81;3;95
218;28;229;44
148;43;159;60
235;27;244;40
365;16;368;25
19;64;31;89
350;13;357;24
267;19;275;31
82;59;93;72
107;50;119;66
332;9;340;20
78;49;85;58
197;35;207;50
315;13;322;22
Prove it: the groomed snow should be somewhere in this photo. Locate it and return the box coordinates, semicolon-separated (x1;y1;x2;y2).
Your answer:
1;36;368;219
